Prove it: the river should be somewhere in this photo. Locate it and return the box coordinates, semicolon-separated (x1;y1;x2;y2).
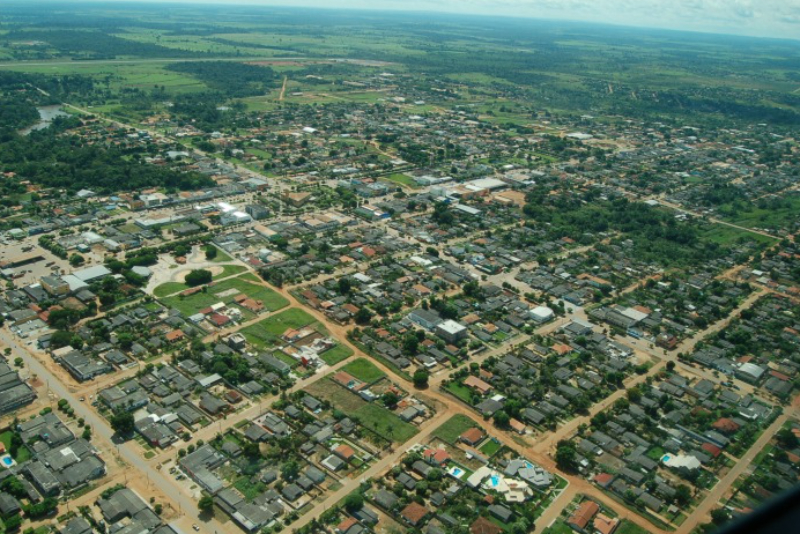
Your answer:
19;105;70;135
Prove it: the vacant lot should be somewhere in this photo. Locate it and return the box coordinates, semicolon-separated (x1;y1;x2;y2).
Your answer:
306;378;417;443
341;358;385;383
431;414;480;445
239;308;319;349
160;275;288;317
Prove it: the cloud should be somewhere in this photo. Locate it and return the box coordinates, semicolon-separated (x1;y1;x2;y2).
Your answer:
38;0;800;40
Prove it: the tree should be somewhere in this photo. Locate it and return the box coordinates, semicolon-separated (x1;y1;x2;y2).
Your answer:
354;307;373;325
185;269;212;287
666;361;676;372
198;495;214;513
110;412;135;436
675;484;692;506
710;508;729;525
382;392;400;408
494;411;510;428
344;493;364;513
50;330;74;349
69;253;85;267
555;440;578;471
204;246;218;260
337;277;352;295
413;369;429;389
281;460;300;481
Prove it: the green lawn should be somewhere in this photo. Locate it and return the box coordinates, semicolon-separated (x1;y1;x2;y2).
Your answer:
542;520;573;534
153;282;188;298
160;275;289;317
616;520;652;534
354;404;418;443
239;308;320;349
209;246;233;263
381;173;419;189
445;381;474;405
479;438;502;457
0;431;31;464
432;414;480;445
321;344;354;366
234;476;267;501
341;358;386;383
213;264;248;280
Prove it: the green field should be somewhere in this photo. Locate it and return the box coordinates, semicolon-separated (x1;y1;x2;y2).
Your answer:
432;414;480;444
153;282;189;298
239;308;320;349
213;264;248;280
616;520;652;534
160;275;288;317
381;173;419;189
341;358;385;383
306;378;417;443
320;344;354;366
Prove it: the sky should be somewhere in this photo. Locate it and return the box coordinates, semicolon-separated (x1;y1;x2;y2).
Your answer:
45;0;800;40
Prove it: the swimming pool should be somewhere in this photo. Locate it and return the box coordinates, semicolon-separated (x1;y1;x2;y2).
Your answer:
661;454;672;463
490;475;500;487
0;455;15;468
448;467;464;479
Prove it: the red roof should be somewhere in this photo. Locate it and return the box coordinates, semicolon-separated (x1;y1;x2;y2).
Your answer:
702;443;722;458
460;427;484;445
594;473;614;487
423;448;450;465
401;502;429;525
334;444;355;460
568;501;600;530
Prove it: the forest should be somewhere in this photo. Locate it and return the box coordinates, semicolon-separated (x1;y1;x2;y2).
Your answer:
0;118;215;193
166;61;277;98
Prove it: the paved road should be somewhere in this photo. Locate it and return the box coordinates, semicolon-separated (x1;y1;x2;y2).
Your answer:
0;329;224;534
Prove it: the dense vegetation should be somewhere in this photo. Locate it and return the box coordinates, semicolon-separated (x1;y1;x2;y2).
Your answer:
167;61;276;97
0;119;215;193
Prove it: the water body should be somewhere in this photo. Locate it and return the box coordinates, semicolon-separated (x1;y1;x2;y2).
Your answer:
19;106;70;135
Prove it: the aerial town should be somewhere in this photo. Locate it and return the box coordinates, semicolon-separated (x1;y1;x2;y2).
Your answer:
0;3;799;534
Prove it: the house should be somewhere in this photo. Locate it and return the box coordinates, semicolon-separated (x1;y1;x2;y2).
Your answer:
374;489;398;511
593;514;619;534
463;375;493;395
460;427;485;446
567;500;599;531
400;502;429;526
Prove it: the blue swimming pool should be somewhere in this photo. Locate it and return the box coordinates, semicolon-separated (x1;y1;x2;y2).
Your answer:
1;456;13;467
451;468;463;477
662;454;672;463
490;475;500;487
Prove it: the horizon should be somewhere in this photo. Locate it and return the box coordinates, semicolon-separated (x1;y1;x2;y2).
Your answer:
13;0;800;42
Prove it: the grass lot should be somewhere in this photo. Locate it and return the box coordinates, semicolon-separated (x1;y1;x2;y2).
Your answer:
160;275;288;317
717;196;800;232
306;378;417;443
239;308;319;349
542;520;573;534
479;438;502;457
700;224;778;246
234;476;266;501
213;264;248;280
320;344;353;366
153;282;188;298
381;173;419;189
341;358;385;383
445;381;474;405
616;520;652;534
354;404;417;442
432;414;480;445
0;431;31;464
209;247;233;263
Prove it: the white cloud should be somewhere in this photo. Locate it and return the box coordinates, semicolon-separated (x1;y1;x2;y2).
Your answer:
40;0;800;40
